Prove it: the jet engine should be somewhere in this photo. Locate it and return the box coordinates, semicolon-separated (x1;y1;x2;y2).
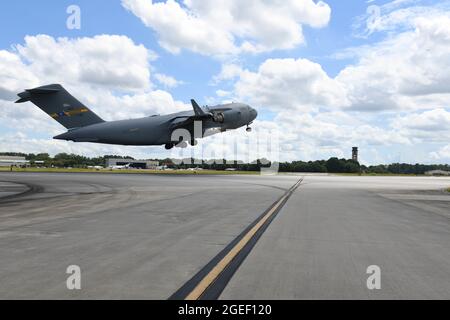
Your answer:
212;112;225;123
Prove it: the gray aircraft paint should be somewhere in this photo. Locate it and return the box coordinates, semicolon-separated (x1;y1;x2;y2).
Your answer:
16;84;257;149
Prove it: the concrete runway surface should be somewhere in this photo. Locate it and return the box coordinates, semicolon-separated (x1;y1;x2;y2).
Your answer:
0;172;449;299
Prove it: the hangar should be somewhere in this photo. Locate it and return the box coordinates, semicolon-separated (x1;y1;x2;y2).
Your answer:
105;158;159;169
425;170;450;176
0;156;30;167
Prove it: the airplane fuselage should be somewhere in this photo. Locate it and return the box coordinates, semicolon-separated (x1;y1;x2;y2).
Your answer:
54;103;257;146
16;84;257;149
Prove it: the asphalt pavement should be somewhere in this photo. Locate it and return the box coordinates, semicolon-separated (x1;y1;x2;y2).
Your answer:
0;172;448;299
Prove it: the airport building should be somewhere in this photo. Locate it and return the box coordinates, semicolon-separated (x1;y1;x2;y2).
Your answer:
0;156;30;167
105;158;159;169
425;170;450;176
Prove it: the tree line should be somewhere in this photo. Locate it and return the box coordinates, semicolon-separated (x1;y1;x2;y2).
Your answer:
1;152;449;174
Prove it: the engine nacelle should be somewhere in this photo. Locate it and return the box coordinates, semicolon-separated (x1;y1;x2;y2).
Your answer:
213;112;224;123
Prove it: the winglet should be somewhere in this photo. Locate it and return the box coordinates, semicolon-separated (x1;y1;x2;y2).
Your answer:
191;99;206;116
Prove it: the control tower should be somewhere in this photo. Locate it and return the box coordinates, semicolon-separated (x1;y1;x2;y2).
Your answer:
352;147;358;162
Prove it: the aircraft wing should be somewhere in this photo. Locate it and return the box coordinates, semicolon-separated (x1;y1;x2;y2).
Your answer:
168;116;192;128
167;99;233;128
207;107;232;113
167;100;209;128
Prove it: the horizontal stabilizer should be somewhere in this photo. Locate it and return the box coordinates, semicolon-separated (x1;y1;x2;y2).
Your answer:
15;93;31;103
16;84;61;103
28;87;60;94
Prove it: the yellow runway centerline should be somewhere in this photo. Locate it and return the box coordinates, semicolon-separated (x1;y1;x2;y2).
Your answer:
185;178;303;300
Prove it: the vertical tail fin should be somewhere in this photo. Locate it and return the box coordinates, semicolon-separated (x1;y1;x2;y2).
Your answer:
191;99;207;117
16;84;104;129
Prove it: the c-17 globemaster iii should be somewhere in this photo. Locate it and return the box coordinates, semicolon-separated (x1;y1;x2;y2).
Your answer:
16;84;257;149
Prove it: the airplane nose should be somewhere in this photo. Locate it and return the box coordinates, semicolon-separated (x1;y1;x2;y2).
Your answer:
250;107;257;121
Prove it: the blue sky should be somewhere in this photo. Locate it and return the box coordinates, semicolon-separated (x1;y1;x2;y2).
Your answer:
0;0;361;99
1;0;450;164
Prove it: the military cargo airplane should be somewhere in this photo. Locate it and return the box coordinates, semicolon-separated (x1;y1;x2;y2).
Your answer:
16;84;257;149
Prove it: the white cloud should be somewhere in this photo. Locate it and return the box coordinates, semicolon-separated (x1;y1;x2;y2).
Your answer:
337;15;450;112
233;58;348;112
208;13;450;163
213;64;244;83
0;34;188;148
353;0;450;37
390;108;450;144
430;144;450;160
15;34;154;91
0;99;61;136
216;89;231;98
274;111;410;149
75;86;187;121
0;51;39;100
122;0;331;56
225;15;450;114
154;73;183;88
393;108;450;132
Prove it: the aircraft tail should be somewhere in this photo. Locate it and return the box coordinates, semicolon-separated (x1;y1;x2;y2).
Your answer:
191;99;207;117
16;84;105;129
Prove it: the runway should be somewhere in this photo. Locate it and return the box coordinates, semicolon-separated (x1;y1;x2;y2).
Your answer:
0;172;449;299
